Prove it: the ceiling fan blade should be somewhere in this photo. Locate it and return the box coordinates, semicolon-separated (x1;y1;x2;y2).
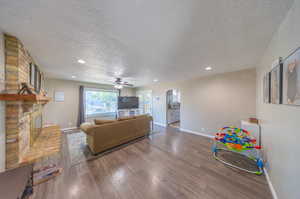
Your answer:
113;78;133;87
124;83;134;87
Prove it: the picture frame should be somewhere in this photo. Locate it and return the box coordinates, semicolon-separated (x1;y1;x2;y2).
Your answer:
37;71;41;93
263;73;270;103
55;91;65;102
34;65;38;92
28;63;31;84
30;63;35;86
28;63;44;94
33;64;42;93
282;47;300;105
270;63;283;104
40;72;44;92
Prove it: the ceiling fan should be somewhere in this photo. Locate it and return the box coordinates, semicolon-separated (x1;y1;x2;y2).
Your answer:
114;78;133;89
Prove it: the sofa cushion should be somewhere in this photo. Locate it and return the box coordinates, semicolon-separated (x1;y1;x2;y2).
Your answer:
117;116;136;121
94;119;116;125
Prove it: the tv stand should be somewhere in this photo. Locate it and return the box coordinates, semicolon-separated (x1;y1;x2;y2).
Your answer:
117;109;140;118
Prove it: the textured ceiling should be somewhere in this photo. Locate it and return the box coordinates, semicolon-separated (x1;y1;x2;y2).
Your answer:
0;0;294;86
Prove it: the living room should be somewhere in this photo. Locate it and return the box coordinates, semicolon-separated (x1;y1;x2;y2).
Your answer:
0;1;299;199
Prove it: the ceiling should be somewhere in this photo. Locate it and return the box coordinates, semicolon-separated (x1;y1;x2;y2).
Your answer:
0;0;294;87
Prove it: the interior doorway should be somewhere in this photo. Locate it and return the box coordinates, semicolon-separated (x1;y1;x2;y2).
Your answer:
137;90;153;115
166;89;181;128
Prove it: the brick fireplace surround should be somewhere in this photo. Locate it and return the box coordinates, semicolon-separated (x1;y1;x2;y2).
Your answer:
4;34;44;169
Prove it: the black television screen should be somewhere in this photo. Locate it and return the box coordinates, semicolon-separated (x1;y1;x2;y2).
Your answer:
118;97;139;109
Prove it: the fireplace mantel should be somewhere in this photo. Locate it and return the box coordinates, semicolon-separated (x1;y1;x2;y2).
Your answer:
0;93;51;104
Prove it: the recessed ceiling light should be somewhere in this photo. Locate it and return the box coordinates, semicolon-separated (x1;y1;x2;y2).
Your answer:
205;66;212;71
77;59;86;64
71;75;76;78
153;79;158;82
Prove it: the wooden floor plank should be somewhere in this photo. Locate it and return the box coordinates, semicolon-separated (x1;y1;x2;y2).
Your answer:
31;125;272;199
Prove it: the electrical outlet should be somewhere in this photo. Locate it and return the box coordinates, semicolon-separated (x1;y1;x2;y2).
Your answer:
68;122;73;127
201;128;205;132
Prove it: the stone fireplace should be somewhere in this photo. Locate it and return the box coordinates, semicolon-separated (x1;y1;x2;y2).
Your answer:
4;34;46;169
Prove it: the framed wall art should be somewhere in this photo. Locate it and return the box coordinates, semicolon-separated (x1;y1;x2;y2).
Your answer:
34;65;39;92
29;63;35;86
282;47;300;105
263;72;270;103
270;63;283;104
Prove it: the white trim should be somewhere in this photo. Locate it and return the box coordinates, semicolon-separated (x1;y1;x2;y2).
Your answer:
154;122;167;127
61;127;78;132
264;168;278;199
179;128;214;139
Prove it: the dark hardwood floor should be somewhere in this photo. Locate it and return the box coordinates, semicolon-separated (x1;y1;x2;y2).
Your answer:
31;126;272;199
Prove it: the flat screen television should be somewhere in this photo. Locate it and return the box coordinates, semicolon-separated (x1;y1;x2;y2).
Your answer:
118;96;139;109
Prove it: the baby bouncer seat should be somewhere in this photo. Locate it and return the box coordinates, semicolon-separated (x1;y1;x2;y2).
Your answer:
212;126;263;175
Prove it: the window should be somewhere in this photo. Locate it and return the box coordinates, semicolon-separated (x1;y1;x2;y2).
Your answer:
137;90;152;115
84;88;118;117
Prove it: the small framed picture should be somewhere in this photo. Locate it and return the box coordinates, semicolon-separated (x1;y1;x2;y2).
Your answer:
263;73;270;103
30;63;35;86
270;64;283;104
28;63;31;84
282;47;300;105
37;71;41;93
55;91;64;102
34;65;41;93
40;73;44;91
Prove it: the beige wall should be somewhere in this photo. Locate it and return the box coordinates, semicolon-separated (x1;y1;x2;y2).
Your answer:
44;78;135;129
0;32;5;172
137;68;256;136
256;1;300;199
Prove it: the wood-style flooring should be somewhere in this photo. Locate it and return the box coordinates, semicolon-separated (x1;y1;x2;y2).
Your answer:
31;125;272;199
168;121;180;128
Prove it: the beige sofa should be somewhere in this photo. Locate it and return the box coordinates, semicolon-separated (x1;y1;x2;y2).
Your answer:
80;115;152;154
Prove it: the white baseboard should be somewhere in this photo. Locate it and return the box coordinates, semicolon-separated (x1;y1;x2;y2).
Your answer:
154;122;167;127
179;128;214;139
264;168;278;199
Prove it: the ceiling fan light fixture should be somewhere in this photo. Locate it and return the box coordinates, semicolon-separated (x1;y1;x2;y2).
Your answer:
114;84;123;89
